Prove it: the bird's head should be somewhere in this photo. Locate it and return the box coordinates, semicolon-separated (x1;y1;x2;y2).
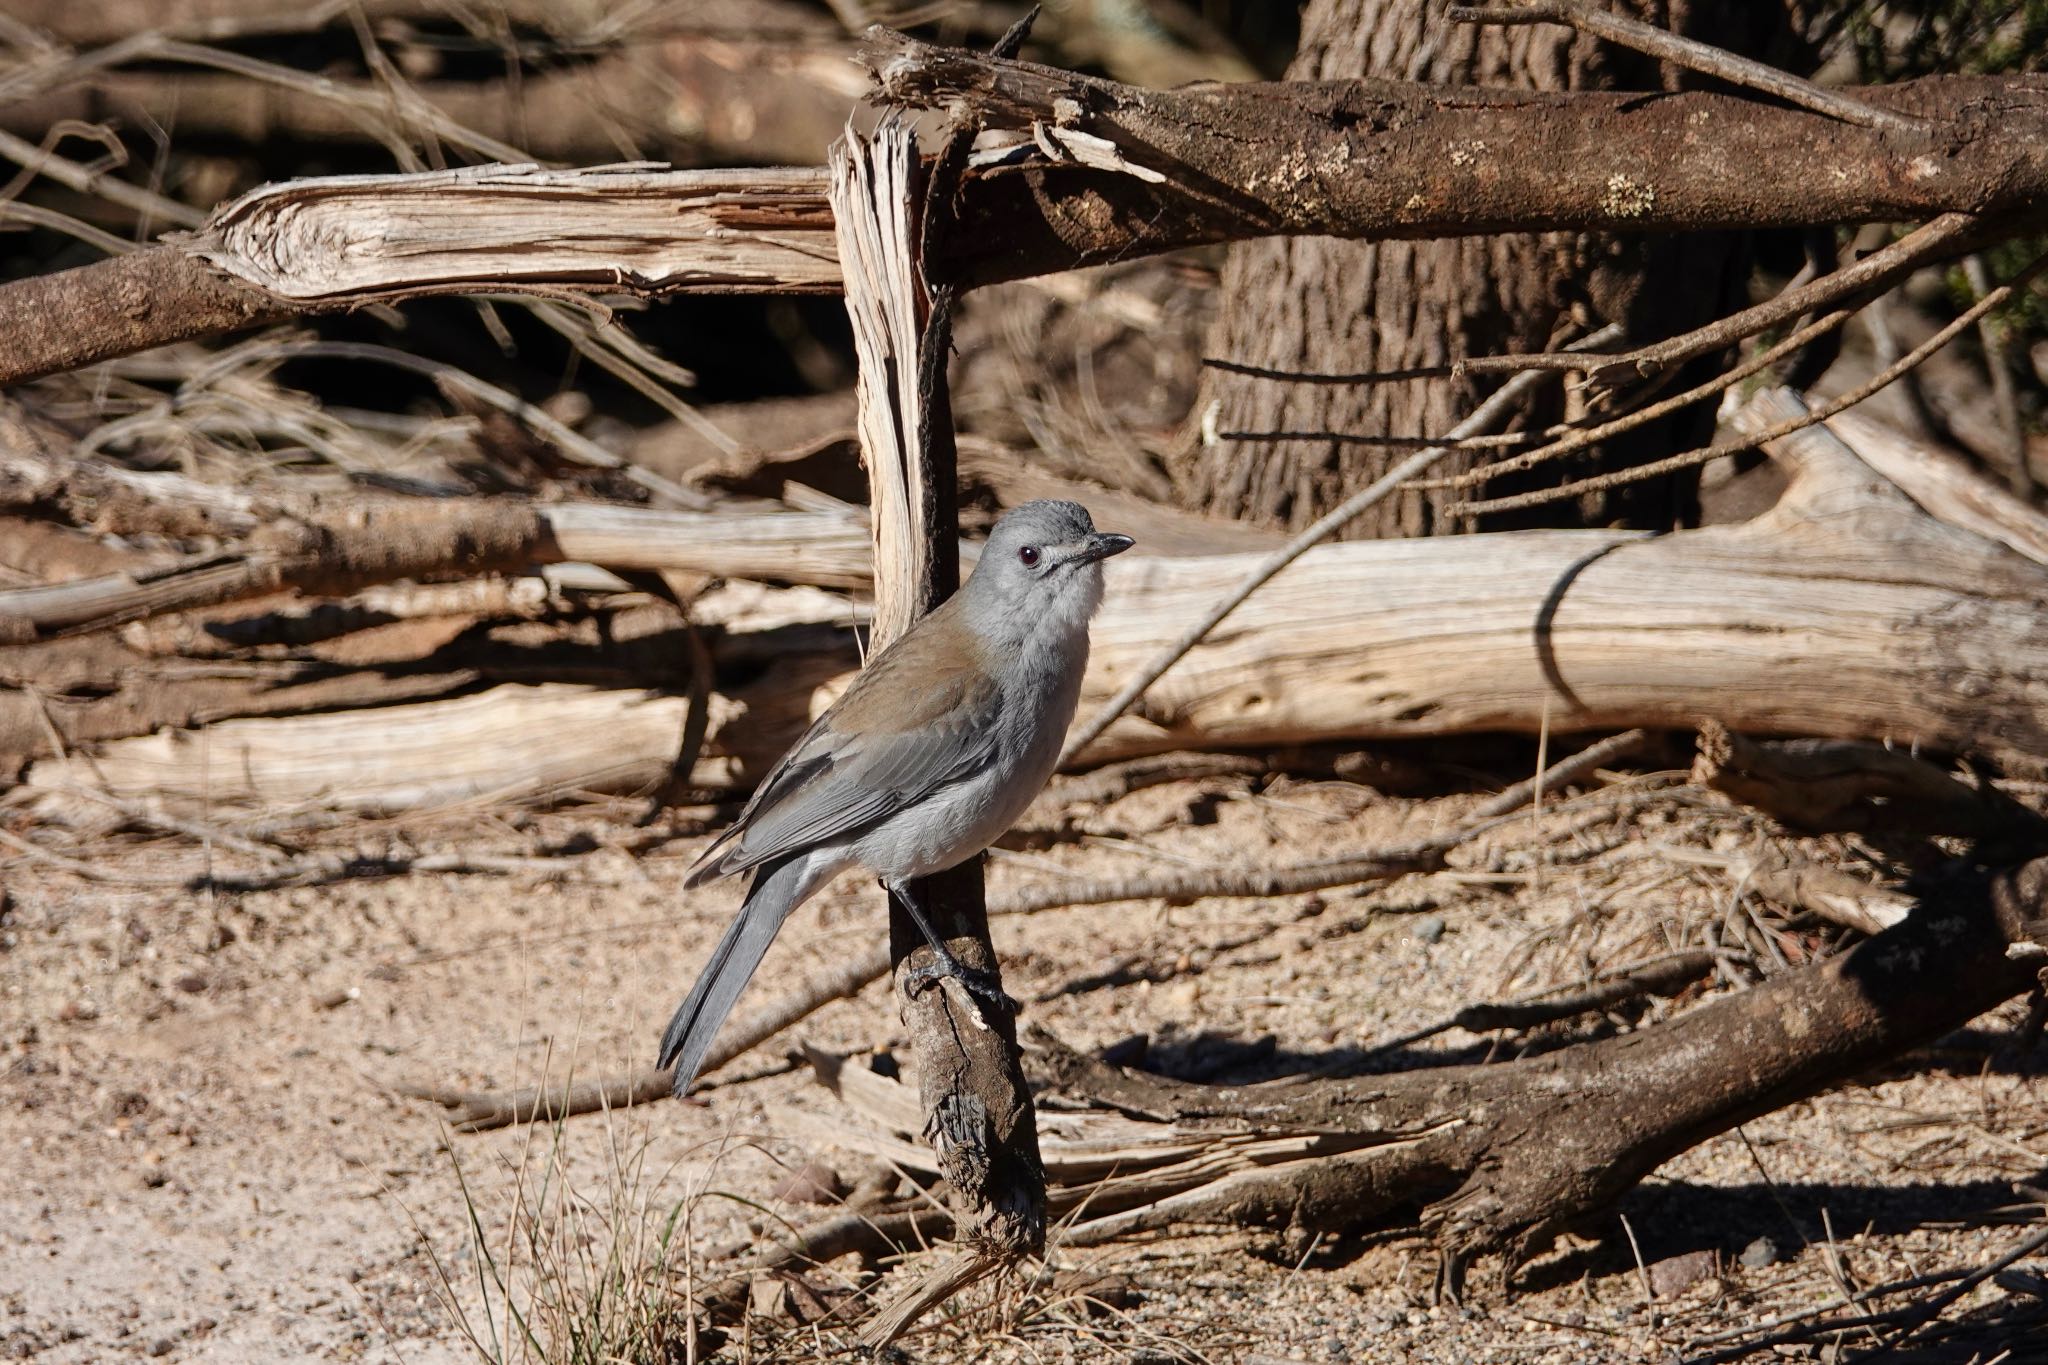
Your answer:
960;499;1133;649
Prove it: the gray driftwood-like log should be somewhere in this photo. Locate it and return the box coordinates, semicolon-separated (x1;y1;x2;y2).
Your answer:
13;393;2048;812
7;39;2048;385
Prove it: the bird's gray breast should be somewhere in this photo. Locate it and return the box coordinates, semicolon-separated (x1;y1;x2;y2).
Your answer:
850;629;1088;880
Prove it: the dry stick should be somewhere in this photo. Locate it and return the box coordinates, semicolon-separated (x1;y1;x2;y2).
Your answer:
837;111;1044;1346
0;125;206;229
151;338;703;508
1217;429;1535;450
1448;248;2048;518
1426;297;1868;493
1686;1224;2048;1361
414;731;1653;1131
0;201;138;256
1058;324;1623;764
1447;0;1927;134
1206;215;1971;388
1516;211;1974;385
1964;253;2036;503
1358;948;1715;1057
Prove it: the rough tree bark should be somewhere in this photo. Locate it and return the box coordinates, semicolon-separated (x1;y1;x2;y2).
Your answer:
1179;0;1803;536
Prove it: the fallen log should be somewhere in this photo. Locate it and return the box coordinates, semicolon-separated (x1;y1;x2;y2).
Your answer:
12;393;2048;807
7;43;2048;384
0;441;875;638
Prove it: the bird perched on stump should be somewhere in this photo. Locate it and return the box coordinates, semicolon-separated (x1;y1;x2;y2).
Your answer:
659;499;1134;1096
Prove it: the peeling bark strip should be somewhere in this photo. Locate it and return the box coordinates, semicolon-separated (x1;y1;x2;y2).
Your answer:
8;44;2048;385
830;119;1046;1335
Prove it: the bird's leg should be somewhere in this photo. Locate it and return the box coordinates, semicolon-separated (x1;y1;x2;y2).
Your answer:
884;878;1015;1012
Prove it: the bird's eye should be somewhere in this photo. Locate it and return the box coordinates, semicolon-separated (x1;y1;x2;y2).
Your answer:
1019;545;1040;568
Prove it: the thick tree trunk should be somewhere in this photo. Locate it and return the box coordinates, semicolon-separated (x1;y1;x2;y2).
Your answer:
1179;0;1801;536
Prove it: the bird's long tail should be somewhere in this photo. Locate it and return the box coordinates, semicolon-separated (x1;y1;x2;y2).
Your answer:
658;852;815;1097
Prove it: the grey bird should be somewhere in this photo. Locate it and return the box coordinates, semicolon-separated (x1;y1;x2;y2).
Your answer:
658;499;1134;1096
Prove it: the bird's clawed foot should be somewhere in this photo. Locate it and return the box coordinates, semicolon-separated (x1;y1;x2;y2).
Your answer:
903;946;1018;1015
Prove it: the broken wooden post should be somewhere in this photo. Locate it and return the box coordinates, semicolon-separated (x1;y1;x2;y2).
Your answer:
829;116;1046;1345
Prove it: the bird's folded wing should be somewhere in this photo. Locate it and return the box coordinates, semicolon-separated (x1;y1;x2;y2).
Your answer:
685;632;1003;883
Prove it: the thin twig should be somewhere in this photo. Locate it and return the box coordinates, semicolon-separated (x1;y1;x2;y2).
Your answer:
1201;215;1972;403
1964;253;2036;503
152;338;704;508
0;123;205;229
1449;248;2048;518
1448;0;1927;133
1060;323;1623;763
0;201;137;255
1217;429;1535;450
1424;297;1868;493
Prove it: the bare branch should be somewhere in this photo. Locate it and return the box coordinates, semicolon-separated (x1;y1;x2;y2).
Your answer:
1448;249;2048;518
1448;0;1925;133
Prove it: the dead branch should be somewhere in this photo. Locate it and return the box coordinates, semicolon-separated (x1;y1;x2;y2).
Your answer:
0;248;291;391
1823;405;2048;567
8;41;2048;383
833;116;1043;1335
1693;720;2047;841
1658;842;1913;937
1431;214;1981;495
1360;949;1715;1055
868;31;2048;286
1448;0;1923;133
0;439;873;638
1009;857;2048;1296
0;164;841;387
1448;250;2048;518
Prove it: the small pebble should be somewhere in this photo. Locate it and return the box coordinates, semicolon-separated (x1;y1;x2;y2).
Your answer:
1739;1235;1782;1269
1412;915;1447;944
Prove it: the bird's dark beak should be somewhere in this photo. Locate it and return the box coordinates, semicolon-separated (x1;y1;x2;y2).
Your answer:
1077;531;1135;564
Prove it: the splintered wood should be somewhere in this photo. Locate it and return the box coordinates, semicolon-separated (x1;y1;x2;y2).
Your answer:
196;164;841;300
828;115;1046;1344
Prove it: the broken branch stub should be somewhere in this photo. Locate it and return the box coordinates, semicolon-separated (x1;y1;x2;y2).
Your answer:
830;116;1045;1340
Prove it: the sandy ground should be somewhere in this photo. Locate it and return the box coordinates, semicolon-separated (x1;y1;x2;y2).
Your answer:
4;767;2047;1363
